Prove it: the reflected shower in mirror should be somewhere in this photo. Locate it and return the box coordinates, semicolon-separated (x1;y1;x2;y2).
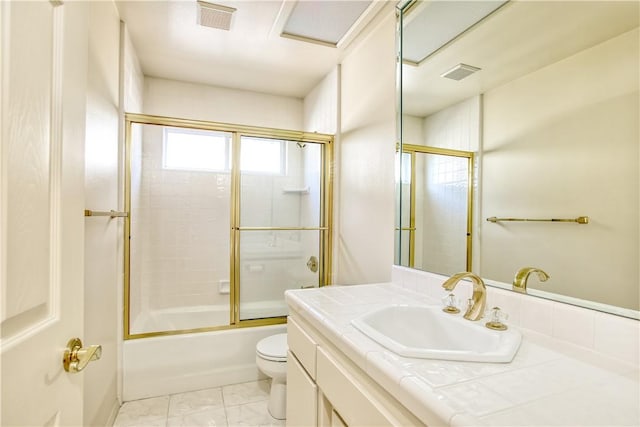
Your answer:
396;0;639;318
397;145;473;275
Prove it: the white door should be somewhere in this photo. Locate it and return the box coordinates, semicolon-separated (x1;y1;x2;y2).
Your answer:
1;1;90;425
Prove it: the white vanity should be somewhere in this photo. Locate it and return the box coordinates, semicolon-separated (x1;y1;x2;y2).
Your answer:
285;274;639;426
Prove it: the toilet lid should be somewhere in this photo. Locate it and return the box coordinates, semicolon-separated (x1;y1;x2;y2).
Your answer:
257;333;288;361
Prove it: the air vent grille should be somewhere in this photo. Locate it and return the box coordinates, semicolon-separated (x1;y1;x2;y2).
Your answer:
197;1;236;31
441;63;481;81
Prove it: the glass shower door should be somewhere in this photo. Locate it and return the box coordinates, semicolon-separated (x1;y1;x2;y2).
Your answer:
397;145;473;275
127;123;233;336
237;137;324;321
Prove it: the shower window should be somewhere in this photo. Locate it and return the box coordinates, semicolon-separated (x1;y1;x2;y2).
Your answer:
240;137;284;175
124;114;333;339
163;127;230;171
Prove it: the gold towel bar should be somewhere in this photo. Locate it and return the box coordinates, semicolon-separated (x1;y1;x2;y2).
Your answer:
84;210;129;218
486;216;589;224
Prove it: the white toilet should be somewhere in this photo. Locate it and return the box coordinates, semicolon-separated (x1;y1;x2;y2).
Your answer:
256;333;288;420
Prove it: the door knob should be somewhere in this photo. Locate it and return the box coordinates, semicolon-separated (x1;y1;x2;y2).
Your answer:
306;256;318;273
63;338;102;373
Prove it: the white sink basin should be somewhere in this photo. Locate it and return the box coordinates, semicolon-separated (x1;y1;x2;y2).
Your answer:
351;305;521;363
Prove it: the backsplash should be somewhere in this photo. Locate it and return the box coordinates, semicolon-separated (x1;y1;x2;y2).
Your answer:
391;266;639;367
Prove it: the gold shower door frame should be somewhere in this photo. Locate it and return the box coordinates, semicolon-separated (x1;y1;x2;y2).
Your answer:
123;113;334;339
399;144;474;271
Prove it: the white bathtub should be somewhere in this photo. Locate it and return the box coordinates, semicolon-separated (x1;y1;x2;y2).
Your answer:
131;300;289;334
123;301;288;401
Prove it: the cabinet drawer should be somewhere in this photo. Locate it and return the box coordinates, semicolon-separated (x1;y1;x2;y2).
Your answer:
287;350;318;426
317;348;393;427
287;316;318;379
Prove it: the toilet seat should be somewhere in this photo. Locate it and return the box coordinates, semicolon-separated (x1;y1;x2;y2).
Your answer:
256;333;287;362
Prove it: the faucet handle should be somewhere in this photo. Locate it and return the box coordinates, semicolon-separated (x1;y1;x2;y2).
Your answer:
485;307;509;331
441;293;461;314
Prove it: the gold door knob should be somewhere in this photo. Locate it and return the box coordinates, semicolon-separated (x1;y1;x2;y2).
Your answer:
306;256;318;273
63;338;102;373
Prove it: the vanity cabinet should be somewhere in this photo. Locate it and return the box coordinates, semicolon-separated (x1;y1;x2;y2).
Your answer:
287;316;318;427
287;349;318;426
286;314;425;427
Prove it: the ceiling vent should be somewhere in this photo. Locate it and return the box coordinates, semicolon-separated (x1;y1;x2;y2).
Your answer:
441;63;481;81
197;1;236;31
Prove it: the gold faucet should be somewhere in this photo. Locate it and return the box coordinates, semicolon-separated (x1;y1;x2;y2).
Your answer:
442;272;486;321
512;267;550;293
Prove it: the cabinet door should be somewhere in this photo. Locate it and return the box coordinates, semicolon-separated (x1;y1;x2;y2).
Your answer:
287;350;318;426
288;317;318;379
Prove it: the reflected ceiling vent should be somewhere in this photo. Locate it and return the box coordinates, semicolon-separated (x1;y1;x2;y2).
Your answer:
197;1;236;31
441;63;481;81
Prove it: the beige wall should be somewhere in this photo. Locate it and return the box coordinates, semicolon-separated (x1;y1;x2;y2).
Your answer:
122;26;144;114
143;77;303;130
303;67;338;135
336;5;397;284
83;1;122;425
423;96;480;152
403;115;423;146
481;28;639;309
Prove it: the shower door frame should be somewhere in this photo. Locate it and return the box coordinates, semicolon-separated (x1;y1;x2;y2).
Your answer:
399;144;474;271
123;113;333;339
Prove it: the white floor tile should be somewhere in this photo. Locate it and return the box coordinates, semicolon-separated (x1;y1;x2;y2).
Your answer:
222;380;270;407
113;396;169;427
166;407;227;427
115;381;279;427
225;401;284;427
168;388;225;418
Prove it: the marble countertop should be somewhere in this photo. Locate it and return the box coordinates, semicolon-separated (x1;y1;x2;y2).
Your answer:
285;283;640;427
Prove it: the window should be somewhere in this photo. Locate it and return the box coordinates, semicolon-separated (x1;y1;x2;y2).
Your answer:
163;129;284;175
240;137;284;175
163;128;230;171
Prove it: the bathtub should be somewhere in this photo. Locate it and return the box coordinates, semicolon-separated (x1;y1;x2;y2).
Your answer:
130;300;289;333
123;301;288;401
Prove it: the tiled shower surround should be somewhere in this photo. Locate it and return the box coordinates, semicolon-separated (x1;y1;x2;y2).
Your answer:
128;124;320;332
130;125;233;320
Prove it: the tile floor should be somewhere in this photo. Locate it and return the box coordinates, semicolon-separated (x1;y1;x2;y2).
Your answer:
114;380;284;427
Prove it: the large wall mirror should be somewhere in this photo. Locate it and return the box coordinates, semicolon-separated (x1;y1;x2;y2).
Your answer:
396;0;639;319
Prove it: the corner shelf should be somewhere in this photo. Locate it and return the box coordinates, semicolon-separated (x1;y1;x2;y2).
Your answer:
283;186;310;194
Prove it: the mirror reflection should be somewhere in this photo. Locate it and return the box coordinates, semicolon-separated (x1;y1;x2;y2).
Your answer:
397;145;473;274
397;1;639;317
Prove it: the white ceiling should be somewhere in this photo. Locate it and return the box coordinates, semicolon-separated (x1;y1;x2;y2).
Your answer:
402;1;640;117
115;0;383;98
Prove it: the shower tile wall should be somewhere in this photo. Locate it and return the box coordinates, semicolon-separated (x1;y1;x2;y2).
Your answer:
418;154;469;274
130;129;319;325
131;125;231;317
